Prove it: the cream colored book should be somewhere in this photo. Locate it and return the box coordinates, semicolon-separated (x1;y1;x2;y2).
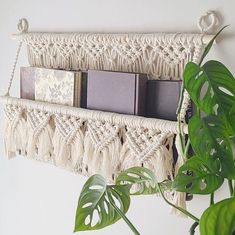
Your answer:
34;67;82;107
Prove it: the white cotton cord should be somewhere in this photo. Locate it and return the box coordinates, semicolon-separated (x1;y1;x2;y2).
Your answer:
5;41;23;96
3;20;213;213
198;11;219;34
5;18;29;96
17;18;29;33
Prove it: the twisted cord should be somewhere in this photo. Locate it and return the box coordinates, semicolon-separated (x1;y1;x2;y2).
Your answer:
5;18;29;96
5;41;23;96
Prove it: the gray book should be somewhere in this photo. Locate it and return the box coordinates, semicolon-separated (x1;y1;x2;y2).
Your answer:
87;70;148;116
146;80;192;121
20;67;35;100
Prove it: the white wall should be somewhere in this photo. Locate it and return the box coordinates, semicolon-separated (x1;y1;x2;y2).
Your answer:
0;1;234;235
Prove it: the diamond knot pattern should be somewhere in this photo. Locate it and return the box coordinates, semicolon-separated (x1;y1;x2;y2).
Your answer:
126;128;168;161
82;43;107;59
5;105;23;122
55;114;83;144
87;120;119;152
114;44;142;64
27;110;51;138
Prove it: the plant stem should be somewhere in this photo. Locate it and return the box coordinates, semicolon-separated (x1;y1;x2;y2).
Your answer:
228;180;234;197
176;83;186;159
189;222;199;235
176;83;185;115
210;193;214;205
233;181;235;197
177;114;186;158
107;190;140;235
156;182;199;223
184;138;191;158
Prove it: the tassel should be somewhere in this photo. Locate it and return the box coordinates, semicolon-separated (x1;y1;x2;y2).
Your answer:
27;111;54;161
53;115;84;170
120;143;142;171
120;129;175;199
171;134;187;215
4;106;27;158
120;136;174;182
144;145;174;182
83;120;121;181
37;120;54;162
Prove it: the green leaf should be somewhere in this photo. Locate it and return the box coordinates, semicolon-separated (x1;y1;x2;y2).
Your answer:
184;61;235;126
173;156;224;194
189;115;235;179
200;197;235;235
116;167;171;195
74;175;131;232
198;25;228;65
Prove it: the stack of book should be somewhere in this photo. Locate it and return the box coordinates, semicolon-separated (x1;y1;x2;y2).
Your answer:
20;67;192;121
21;67;87;108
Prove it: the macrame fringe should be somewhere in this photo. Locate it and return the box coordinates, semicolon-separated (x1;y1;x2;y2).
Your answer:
140;146;173;187
171;134;187;216
27;118;54;162
4;113;27;158
120;137;174;182
83;133;121;181
24;33;205;80
53;128;84;170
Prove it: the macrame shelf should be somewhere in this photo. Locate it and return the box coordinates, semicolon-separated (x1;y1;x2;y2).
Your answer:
0;13;219;210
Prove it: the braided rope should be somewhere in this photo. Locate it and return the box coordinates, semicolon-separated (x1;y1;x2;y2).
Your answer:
5;41;23;96
6;18;29;96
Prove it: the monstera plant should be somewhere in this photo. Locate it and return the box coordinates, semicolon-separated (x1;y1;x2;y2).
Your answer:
73;27;235;235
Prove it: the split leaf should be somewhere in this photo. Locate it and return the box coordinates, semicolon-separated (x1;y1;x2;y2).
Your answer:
74;175;131;232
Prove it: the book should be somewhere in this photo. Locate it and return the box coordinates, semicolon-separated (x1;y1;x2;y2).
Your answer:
33;67;83;107
80;72;88;108
146;80;192;121
87;70;148;116
20;67;35;100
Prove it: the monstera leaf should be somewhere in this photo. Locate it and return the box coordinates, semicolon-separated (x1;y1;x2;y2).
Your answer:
74;175;131;232
173;156;224;194
184;60;235;134
116;167;171;195
188;115;235;179
200;197;235;235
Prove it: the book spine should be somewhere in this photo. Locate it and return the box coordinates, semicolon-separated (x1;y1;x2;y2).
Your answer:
135;74;147;116
74;72;82;107
80;72;88;108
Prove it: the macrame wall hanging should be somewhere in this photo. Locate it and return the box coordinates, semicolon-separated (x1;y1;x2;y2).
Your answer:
0;11;220;212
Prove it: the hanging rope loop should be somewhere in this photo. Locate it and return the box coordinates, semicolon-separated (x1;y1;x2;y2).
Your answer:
17;18;29;33
5;18;29;96
198;11;219;34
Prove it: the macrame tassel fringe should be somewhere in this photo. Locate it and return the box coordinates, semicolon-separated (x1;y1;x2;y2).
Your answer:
83;134;121;181
120;136;174;182
27;118;54;162
147;146;174;182
53;128;84;170
4;113;27;158
171;134;187;216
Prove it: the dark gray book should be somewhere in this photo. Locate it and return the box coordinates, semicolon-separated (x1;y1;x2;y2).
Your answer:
80;72;88;108
146;80;192;121
87;70;148;116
